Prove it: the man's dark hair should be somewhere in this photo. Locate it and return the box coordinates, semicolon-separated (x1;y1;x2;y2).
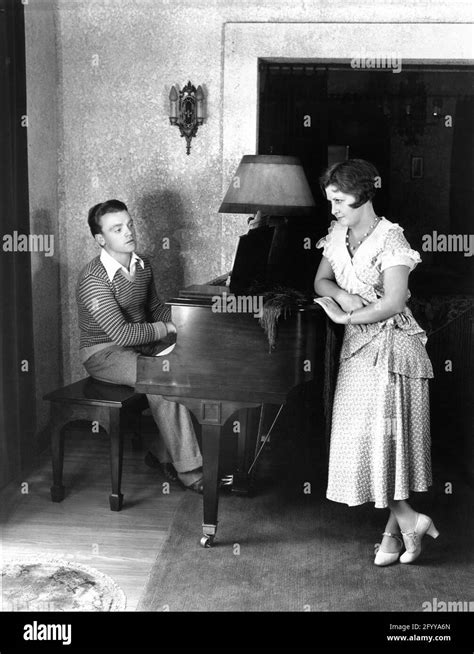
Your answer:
319;159;379;209
88;199;128;237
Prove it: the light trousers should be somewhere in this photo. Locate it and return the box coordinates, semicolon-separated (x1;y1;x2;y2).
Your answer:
83;345;202;473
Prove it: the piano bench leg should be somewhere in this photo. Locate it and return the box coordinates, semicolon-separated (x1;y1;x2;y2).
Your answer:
109;408;124;511
109;492;124;511
51;485;65;502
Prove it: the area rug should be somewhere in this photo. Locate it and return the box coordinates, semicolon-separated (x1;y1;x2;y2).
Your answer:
1;557;126;611
138;480;473;612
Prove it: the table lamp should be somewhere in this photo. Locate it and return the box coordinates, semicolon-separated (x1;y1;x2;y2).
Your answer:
219;155;315;216
218;155;316;293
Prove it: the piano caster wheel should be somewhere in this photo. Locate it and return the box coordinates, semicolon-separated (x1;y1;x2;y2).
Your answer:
200;535;214;548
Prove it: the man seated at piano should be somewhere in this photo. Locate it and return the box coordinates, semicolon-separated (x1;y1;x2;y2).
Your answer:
76;199;204;493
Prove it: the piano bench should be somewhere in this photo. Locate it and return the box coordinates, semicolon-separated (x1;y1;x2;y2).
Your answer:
43;377;148;511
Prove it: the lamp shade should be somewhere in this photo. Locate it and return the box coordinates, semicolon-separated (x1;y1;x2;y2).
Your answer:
218;155;315;216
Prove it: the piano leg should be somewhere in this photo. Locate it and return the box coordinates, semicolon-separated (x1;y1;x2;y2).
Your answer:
161;397;261;547
200;423;221;548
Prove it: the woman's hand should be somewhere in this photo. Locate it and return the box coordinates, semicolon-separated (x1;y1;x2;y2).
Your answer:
314;297;349;324
337;292;368;312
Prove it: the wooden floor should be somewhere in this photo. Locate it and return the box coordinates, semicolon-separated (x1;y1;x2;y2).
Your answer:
2;418;470;615
0;428;186;611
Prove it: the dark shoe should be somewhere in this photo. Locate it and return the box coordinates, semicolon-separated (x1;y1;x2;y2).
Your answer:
186;478;204;494
185;476;233;495
144;452;178;482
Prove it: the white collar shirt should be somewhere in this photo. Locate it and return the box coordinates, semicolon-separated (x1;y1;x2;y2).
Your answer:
100;248;144;282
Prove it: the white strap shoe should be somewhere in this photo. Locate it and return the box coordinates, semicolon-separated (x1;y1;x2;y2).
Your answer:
400;513;439;564
374;532;403;566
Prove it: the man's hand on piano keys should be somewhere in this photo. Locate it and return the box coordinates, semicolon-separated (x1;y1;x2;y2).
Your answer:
137;329;177;356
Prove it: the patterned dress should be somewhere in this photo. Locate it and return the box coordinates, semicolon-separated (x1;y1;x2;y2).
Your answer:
317;217;434;508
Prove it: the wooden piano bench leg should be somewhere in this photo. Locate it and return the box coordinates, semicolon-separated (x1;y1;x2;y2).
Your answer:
51;485;65;503
50;409;67;503
109;493;124;512
109;407;124;511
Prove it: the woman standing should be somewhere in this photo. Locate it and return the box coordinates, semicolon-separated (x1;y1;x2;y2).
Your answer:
314;159;439;566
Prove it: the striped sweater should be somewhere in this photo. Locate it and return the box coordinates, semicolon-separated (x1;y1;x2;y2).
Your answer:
76;254;171;356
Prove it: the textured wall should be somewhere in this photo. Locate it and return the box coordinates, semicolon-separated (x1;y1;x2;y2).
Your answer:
24;1;61;436
25;0;473;386
57;0;230;382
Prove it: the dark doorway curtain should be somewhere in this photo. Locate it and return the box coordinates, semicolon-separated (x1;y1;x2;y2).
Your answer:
448;96;474;288
257;62;392;288
258;64;329;295
0;0;36;488
258;63;329;215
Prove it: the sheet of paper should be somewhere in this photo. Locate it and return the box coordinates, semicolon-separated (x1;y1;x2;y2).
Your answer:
153;343;176;357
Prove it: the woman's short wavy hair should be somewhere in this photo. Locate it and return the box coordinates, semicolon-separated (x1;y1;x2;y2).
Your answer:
319;159;379;209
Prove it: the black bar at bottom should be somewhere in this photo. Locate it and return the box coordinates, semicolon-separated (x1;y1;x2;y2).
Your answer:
0;611;472;651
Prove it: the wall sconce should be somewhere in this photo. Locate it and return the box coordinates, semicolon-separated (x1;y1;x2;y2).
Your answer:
169;81;205;155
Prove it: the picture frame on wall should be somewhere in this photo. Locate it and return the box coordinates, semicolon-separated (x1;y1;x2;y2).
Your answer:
411;155;424;178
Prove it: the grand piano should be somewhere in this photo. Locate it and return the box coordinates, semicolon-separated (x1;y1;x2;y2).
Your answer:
135;154;333;546
135;281;328;547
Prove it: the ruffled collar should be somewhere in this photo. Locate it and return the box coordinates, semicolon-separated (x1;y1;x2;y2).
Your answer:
330;216;404;255
330;216;401;237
